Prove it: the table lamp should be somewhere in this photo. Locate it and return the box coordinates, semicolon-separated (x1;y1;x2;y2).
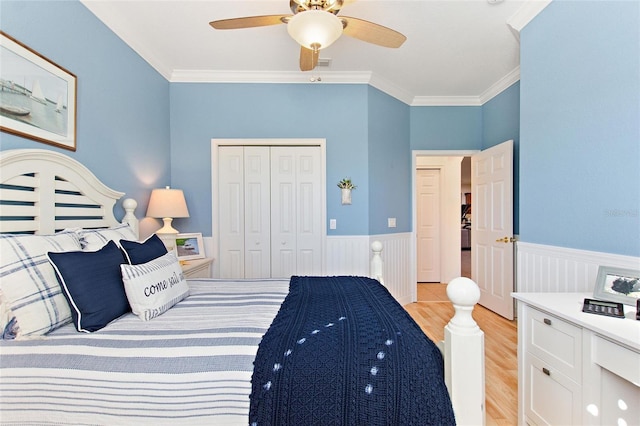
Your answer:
146;186;190;251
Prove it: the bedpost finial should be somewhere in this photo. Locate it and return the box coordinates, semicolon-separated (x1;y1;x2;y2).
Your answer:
446;277;481;334
121;198;139;240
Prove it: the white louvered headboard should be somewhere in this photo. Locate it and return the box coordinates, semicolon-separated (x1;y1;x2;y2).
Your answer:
0;149;137;236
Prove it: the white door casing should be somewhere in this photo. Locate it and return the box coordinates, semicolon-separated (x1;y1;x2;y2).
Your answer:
472;140;514;320
417;169;441;282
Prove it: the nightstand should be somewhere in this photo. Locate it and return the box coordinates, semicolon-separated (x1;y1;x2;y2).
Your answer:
180;257;214;279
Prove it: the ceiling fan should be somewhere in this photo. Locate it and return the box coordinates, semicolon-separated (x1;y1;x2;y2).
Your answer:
209;0;406;71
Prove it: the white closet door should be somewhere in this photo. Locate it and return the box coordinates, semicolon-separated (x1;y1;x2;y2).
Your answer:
244;147;271;278
295;148;322;275
218;146;245;278
270;146;322;278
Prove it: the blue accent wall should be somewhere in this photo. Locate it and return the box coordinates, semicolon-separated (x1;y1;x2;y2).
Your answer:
519;1;640;256
169;83;371;236
410;106;483;150
367;86;411;234
483;82;521;233
0;0;171;221
5;0;634;259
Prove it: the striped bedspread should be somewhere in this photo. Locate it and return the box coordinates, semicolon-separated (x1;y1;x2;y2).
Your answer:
0;279;289;426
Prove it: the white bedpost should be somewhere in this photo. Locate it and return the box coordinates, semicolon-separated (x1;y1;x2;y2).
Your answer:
121;198;139;239
370;240;384;284
444;277;485;426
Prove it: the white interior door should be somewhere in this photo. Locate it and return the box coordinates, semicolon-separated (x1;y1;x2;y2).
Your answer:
472;140;514;320
218;146;244;278
416;169;441;282
244;147;271;278
292;147;323;276
271;146;322;278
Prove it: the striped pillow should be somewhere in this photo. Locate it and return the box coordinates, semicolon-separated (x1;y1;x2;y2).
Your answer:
0;231;82;339
77;224;137;251
121;252;189;321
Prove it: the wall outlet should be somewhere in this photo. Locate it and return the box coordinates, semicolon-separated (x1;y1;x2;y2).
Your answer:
330;219;337;229
388;218;396;228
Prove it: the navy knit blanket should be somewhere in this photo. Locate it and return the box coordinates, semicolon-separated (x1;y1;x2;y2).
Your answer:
249;276;456;425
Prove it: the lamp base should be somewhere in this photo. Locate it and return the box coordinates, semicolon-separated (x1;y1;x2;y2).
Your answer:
157;217;179;234
156;232;178;253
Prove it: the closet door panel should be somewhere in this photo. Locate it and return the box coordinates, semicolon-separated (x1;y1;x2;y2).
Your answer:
296;147;323;275
244;147;271;278
271;149;297;278
218;147;245;278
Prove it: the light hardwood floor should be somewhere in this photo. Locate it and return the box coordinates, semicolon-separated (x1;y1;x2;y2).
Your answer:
404;283;518;425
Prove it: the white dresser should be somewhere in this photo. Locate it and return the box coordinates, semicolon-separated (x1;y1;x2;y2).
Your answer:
513;293;640;426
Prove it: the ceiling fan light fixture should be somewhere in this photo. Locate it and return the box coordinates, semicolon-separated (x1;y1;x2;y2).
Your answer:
287;9;343;51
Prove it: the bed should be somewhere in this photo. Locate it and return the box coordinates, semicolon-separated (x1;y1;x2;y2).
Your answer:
0;149;485;425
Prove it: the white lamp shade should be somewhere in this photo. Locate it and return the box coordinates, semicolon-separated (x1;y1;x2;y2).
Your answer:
287;9;343;50
146;187;189;234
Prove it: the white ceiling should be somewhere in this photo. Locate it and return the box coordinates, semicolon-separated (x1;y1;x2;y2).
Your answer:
81;0;538;105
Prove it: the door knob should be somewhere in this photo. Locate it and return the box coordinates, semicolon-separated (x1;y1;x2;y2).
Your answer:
495;237;516;243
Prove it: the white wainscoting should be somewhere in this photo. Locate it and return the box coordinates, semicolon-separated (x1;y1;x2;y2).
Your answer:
208;234;414;304
326;233;413;305
517;242;640;293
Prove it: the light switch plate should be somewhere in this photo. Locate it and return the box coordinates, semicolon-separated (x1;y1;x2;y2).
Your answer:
388;218;396;228
330;219;337;229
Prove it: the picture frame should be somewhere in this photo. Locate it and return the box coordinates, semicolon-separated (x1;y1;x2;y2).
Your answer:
593;266;640;306
0;31;77;151
176;233;205;261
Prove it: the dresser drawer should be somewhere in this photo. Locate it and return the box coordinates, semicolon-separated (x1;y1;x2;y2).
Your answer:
525;306;582;383
524;353;582;426
593;335;640;386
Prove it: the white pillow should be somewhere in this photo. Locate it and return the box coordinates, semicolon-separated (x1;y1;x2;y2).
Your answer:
120;252;189;321
77;224;137;251
0;231;82;338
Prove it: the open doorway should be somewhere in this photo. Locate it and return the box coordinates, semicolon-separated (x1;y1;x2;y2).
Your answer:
461;157;472;279
412;151;477;302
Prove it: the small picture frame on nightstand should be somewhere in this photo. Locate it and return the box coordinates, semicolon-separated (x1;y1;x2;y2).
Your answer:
176;232;204;260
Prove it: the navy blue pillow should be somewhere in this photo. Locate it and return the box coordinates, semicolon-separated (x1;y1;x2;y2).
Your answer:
120;234;167;265
47;240;130;333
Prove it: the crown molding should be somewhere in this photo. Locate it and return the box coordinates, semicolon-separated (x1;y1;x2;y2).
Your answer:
507;0;553;40
170;69;372;84
368;74;415;105
479;66;520;104
411;96;482;107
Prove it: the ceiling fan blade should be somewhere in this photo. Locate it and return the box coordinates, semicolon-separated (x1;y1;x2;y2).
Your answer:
300;46;319;71
210;15;288;30
340;16;406;48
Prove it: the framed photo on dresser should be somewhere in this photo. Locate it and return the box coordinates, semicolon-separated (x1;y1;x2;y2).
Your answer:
593;266;640;306
175;233;205;261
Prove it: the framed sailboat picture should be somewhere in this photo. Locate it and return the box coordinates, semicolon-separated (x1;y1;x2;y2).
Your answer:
0;31;77;151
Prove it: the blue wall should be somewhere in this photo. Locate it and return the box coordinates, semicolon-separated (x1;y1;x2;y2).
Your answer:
367;86;411;234
0;0;171;221
519;0;639;256
169;83;371;236
410;106;483;151
7;0;634;259
483;82;521;233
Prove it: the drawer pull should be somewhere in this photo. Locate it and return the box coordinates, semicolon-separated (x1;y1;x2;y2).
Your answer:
542;367;551;376
543;318;552;325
